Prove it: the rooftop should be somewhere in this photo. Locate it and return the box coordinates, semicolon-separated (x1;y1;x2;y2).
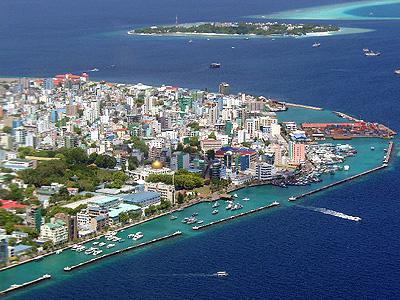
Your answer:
109;203;141;218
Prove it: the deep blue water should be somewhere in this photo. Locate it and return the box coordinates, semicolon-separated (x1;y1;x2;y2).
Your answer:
1;0;400;299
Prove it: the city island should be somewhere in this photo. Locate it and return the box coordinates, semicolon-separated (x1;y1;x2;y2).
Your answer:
0;74;395;295
128;21;340;37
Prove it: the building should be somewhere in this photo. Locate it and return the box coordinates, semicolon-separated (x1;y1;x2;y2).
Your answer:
87;195;120;217
145;182;175;204
0;236;8;265
108;203;141;224
0;200;27;211
122;192;161;207
210;159;222;179
200;139;223;152
54;213;78;241
8;245;33;258
256;163;274;181
26;205;42;232
219;82;230;95
40;219;68;245
215;146;257;172
170;151;189;171
2;158;36;171
289;142;305;164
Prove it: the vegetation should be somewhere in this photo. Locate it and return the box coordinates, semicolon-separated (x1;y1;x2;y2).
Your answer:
134;22;340;36
0;209;23;234
131;137;149;158
146;169;204;189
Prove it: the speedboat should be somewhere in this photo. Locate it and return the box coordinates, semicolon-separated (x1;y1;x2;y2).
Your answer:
212;209;219;214
243;197;250;201
93;241;99;245
215;271;229;277
212;201;220;208
170;215;178;220
99;242;106;247
197;220;204;224
106;244;115;249
395;69;400;75
210;62;221;69
132;232;144;240
312;42;321;48
233;194;238;198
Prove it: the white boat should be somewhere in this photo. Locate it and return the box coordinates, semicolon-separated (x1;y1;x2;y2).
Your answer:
233;194;238;198
365;51;380;56
92;250;103;256
197;220;204;224
343;165;350;171
212;201;220;208
56;249;63;254
395;69;400;75
93;241;99;245
188;39;193;43
225;203;233;210
215;271;229;277
106;244;115;249
132;232;144;241
370;146;375;150
99;242;106;247
288;196;296;201
243;197;250;201
212;209;219;214
34;255;44;261
312;42;321;48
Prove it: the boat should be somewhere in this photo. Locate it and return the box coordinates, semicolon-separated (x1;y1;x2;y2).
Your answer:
132;232;144;241
343;165;350;171
56;249;63;254
370;146;375;150
244;37;250;40
233;194;238;198
272;201;279;206
395;69;400;75
197;220;204;224
225;203;233;210
119;239;125;243
92;250;103;256
92;241;99;245
365;51;381;56
212;209;219;215
90;68;99;72
192;212;199;217
243;197;250;201
210;63;221;69
188;39;193;43
312;42;321;48
99;242;106;247
106;244;115;249
288;196;296;201
231;46;235;49
212;201;220;208
363;48;370;53
215;271;229;277
63;266;71;271
170;215;178;220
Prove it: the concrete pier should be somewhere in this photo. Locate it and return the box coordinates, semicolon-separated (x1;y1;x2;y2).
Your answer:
63;231;182;272
192;202;280;231
0;274;51;297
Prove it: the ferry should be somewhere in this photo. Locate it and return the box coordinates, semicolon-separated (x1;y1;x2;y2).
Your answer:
170;215;178;220
215;271;229;277
210;62;221;69
312;42;321;48
212;209;219;215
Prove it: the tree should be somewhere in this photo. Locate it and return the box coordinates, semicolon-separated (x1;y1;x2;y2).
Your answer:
119;212;129;224
177;193;185;204
206;149;215;160
128;156;139;170
43;241;54;251
128;210;141;220
2;126;12;134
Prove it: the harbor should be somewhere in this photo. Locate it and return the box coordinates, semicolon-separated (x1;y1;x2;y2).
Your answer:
280;101;323;111
0;274;51;297
192;202;280;230
64;231;182;272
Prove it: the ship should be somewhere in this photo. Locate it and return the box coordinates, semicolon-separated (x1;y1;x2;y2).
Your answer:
394;68;400;75
210;63;221;69
312;42;321;48
364;50;381;57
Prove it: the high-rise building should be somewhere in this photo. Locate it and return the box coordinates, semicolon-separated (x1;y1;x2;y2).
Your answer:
289;142;305;164
219;82;230;95
256;163;274;181
54;213;78;242
26;205;42;232
170;151;190;171
0;236;8;265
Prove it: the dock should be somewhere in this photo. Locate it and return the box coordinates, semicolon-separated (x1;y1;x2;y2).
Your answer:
383;141;394;164
63;231;182;272
192;202;280;231
0;274;51;296
281;102;323;111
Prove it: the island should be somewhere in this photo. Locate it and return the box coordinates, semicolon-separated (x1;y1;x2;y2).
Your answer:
128;22;340;37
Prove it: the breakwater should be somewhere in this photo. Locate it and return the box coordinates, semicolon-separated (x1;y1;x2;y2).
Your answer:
281;102;323;111
0;274;51;297
192;202;280;230
63;231;182;272
384;141;393;164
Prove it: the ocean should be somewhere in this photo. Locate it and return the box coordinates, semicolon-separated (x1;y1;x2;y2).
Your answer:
1;0;400;299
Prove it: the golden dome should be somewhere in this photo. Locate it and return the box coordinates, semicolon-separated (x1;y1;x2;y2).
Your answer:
151;160;163;169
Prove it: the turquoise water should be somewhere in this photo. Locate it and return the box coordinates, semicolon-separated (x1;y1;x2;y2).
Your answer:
254;0;400;20
0;108;391;294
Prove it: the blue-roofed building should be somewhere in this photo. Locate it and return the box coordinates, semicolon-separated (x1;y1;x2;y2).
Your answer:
9;245;33;257
122;192;161;207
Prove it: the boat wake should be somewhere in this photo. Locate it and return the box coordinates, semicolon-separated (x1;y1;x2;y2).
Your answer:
296;205;362;222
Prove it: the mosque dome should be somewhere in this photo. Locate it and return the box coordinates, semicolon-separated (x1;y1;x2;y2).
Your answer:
151;160;163;169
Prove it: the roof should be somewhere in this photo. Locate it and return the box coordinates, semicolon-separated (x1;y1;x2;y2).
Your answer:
13;244;32;252
122;192;160;204
90;195;120;205
44;220;65;229
109;203;141;218
215;146;256;156
0;200;27;210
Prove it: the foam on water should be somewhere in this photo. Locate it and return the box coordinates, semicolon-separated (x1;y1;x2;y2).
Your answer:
297;205;362;222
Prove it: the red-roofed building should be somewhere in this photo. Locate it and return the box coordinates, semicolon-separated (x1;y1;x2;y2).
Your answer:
0;200;27;210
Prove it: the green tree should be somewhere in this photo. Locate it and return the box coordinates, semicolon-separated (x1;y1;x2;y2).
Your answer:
119;212;129;224
177;193;185;204
2;126;12;134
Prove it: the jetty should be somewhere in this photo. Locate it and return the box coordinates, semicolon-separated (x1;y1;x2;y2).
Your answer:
281;102;323;111
192;202;280;231
383;141;393;164
63;231;182;272
0;274;51;296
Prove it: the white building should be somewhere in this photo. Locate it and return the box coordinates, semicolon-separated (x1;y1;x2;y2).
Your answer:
40;220;68;245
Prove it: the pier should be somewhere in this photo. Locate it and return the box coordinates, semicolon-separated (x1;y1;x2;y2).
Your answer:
281;102;323;111
63;231;182;272
0;274;51;297
192;202;280;231
383;141;394;164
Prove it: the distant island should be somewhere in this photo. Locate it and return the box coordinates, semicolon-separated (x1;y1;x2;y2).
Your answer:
128;22;340;37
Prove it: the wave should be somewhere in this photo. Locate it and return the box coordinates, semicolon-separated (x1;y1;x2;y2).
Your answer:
296;205;362;222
